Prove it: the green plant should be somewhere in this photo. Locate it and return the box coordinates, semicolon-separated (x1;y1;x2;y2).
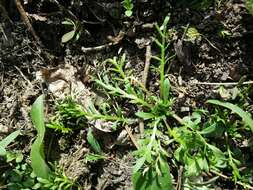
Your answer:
90;16;175;189
3;161;79;190
45;13;253;189
37;164;80;190
3;163;39;190
30;96;80;189
132;122;172;190
207;100;253;133
172;111;227;177
121;0;134;17
61;18;82;43
0;130;20;156
218;29;232;38
47;97;86;133
246;0;253;15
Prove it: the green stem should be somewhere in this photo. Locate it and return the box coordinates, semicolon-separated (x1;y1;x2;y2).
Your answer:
160;34;166;98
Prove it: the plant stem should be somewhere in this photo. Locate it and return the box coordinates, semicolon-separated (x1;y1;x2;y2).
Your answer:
160;31;166;98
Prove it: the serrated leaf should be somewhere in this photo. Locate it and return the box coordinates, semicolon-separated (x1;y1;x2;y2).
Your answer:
30;95;51;179
133;157;146;174
186;157;200;176
207;100;253;133
61;30;75;43
87;128;101;153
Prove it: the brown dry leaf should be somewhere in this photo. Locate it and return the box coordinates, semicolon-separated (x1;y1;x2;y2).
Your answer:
36;64;94;102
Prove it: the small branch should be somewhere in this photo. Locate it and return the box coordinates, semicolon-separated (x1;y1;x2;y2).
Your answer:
176;166;183;190
139;45;152;137
15;0;53;64
82;31;125;53
81;42;118;53
211;169;253;190
142;45;151;87
16;0;41;44
14;66;33;86
172;113;184;125
192;81;253;86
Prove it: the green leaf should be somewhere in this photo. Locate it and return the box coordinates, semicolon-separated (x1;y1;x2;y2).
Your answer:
185;157;201;176
207;100;253;133
196;156;209;172
15;152;24;163
61;30;75;43
84;153;106;162
0;146;6;156
132;156;172;190
200;123;217;135
0;130;20;148
162;78;170;103
246;0;253;15
125;10;133;17
133;157;146;174
62;21;73;26
75;31;81;41
207;144;227;168
30;95;51;179
0;130;20;156
87;128;101;153
135;112;155;120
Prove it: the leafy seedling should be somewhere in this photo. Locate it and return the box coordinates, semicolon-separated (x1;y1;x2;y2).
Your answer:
122;0;134;17
61;18;81;43
132;124;172;190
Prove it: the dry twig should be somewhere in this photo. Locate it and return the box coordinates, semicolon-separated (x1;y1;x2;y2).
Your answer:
192;81;253;86
15;0;41;44
138;45;152;137
211;170;253;190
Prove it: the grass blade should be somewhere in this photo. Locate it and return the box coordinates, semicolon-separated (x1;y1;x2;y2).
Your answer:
30;95;51;179
0;130;20;148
